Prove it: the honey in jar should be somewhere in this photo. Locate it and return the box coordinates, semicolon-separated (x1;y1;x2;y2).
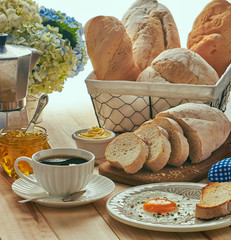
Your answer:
0;126;50;177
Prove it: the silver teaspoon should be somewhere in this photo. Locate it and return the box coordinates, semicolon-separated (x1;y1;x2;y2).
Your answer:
62;190;86;202
25;94;49;133
18;190;86;203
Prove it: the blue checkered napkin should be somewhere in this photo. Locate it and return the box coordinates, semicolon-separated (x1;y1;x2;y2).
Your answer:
208;158;231;182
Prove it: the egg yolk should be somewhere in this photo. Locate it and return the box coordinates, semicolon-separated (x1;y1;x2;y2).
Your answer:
143;198;178;214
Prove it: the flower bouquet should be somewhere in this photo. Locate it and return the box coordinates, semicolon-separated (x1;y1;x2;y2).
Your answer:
0;0;88;95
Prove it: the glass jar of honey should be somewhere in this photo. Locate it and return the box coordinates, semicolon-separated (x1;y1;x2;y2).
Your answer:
0;126;50;178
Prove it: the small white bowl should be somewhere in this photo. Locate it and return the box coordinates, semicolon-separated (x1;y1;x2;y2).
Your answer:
72;128;115;159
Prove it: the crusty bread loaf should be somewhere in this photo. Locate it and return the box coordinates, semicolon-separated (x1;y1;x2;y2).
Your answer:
195;182;231;219
106;103;230;174
156;103;231;163
137;48;219;85
187;0;231;77
135;122;171;172
156;103;231;128
152;117;189;166
122;0;181;72
172;118;223;163
135;66;169;83
84;16;140;81
105;132;148;174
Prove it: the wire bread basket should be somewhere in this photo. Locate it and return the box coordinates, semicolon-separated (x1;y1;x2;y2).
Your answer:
85;64;231;133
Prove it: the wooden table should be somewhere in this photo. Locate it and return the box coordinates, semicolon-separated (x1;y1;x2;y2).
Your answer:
1;80;231;240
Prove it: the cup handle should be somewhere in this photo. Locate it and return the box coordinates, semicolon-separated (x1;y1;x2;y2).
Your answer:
14;157;39;186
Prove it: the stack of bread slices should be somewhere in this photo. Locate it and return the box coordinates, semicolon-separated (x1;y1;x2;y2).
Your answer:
105;103;231;174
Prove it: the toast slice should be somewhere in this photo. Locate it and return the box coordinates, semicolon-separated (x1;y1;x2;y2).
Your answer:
195;182;231;219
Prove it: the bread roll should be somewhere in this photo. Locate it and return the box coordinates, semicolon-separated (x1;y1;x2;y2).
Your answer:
84;16;140;80
195;182;231;219
187;0;231;77
137;48;219;85
122;0;181;72
135;122;171;172
152;117;189;166
105;132;148;174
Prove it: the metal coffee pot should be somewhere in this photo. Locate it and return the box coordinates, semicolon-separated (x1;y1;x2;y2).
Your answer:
0;33;41;111
0;33;42;129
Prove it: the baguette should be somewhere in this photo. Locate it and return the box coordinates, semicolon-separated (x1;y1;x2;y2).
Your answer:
122;0;180;72
105;132;148;174
84;16;140;81
195;182;231;219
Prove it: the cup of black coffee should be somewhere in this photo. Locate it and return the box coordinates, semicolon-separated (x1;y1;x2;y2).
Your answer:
14;148;95;197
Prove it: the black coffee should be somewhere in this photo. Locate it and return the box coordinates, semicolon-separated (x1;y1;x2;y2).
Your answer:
39;155;87;166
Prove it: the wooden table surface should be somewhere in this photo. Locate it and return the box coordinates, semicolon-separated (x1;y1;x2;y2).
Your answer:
1;79;231;240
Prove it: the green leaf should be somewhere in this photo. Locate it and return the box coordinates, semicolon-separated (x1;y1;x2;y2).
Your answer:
42;20;78;48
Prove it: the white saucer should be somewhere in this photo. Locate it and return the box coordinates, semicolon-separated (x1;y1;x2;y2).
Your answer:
12;174;115;208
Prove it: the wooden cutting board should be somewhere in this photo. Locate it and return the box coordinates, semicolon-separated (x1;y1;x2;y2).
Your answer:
99;133;231;186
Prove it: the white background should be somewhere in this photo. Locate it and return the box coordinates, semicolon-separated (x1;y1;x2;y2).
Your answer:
35;0;228;111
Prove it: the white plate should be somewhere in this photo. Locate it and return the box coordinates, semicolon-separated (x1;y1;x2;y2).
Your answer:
12;174;115;208
106;182;231;232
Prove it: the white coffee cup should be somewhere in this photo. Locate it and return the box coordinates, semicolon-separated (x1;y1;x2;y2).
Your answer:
14;148;95;197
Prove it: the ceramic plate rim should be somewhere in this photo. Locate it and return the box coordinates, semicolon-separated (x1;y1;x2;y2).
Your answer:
12;173;115;208
106;182;231;232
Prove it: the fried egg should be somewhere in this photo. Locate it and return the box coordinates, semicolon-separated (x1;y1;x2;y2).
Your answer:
122;191;199;225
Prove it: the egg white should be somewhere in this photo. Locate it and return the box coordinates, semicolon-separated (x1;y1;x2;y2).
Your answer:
122;191;199;225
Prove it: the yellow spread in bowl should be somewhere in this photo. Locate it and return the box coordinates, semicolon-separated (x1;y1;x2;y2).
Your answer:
76;126;111;139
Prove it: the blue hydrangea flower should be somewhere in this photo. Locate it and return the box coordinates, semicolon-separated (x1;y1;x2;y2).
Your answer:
0;1;88;95
39;7;88;77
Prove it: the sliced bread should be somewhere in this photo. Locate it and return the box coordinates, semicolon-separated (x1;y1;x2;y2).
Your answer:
156;103;231;163
135;122;171;172
171;117;223;163
152;117;189;166
195;182;231;219
105;132;149;174
156;103;231;128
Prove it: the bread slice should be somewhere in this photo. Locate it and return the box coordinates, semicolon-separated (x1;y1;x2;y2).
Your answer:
135;122;171;172
105;132;148;174
152;117;189;166
195;182;231;219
